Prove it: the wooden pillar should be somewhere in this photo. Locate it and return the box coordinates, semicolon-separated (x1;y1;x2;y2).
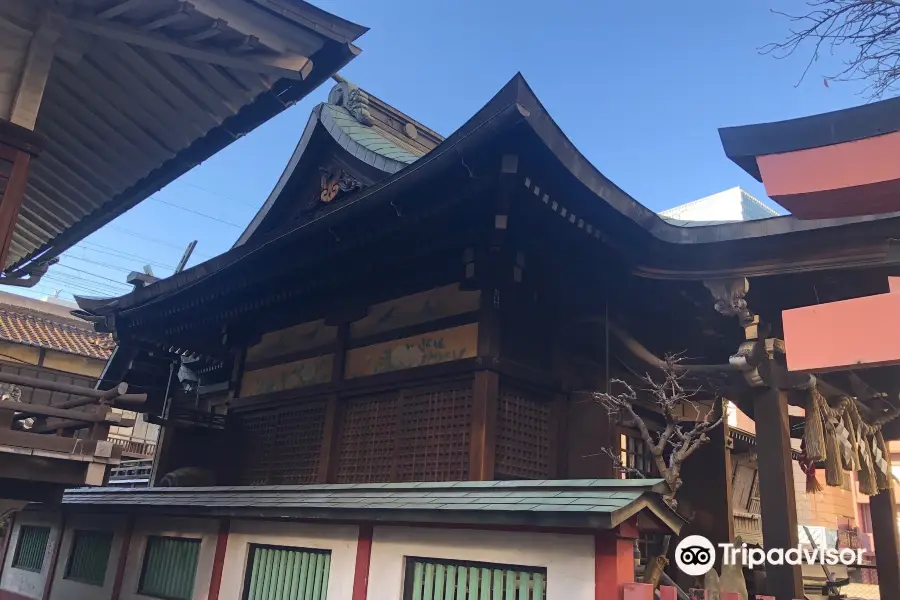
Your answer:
596;525;638;600
41;512;65;600
870;487;900;600
754;388;802;600
469;370;498;480
352;524;373;600
0;120;42;271
110;515;135;600
678;402;734;558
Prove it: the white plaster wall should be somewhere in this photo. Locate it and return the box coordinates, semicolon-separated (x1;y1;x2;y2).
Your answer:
0;512;61;600
367;526;595;600
220;520;359;600
119;517;219;600
48;514;129;600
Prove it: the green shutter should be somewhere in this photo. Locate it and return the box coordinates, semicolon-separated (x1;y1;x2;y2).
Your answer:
138;536;201;600
65;530;114;586
244;545;331;600
11;525;51;573
404;558;546;600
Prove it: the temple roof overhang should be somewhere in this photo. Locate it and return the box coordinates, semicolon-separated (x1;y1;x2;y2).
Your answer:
0;0;365;275
73;74;900;330
719;96;900;220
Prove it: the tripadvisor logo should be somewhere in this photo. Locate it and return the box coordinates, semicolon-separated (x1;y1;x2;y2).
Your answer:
674;535;864;577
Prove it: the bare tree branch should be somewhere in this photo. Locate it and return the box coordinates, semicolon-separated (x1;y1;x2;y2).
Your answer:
764;0;900;98
593;355;724;508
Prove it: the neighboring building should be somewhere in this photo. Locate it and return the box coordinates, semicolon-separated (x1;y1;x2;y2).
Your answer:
660;186;779;225
0;291;157;459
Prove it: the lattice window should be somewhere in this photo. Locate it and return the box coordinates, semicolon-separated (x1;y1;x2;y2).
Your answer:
404;557;546;600
235;399;327;485
65;530;113;586
138;536;200;600
12;525;50;573
336;393;400;483
243;545;331;600
619;429;656;478
495;386;551;479
396;384;472;482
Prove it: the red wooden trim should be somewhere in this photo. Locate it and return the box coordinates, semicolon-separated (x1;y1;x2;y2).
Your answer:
110;515;135;600
206;518;230;600
595;533;634;600
0;150;30;270
0;590;35;600
41;514;65;600
351;524;373;600
0;512;15;577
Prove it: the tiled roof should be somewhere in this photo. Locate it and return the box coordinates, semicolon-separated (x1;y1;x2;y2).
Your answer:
0;304;114;360
64;479;685;533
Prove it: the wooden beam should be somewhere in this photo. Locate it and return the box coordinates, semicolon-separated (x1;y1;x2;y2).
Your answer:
0;400;113;423
469;370;498;480
871;487;900;600
0;148;31;270
9;20;60;130
96;0;153;20
67;16;313;80
0;371;145;403
28;417;135;434
754;388;803;600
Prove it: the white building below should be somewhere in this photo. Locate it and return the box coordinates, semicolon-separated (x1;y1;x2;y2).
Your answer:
661;187;779;226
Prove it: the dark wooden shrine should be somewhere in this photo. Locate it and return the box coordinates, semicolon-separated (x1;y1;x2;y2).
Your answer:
75;75;900;600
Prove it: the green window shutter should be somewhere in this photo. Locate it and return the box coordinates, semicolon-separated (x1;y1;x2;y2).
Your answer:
138;536;201;600
243;545;331;600
64;530;114;586
404;558;546;600
11;525;51;573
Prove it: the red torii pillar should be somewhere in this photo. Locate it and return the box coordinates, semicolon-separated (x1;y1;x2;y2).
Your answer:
782;278;900;600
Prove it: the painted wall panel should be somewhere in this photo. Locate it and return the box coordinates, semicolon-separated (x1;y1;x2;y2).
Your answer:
367;526;594;600
240;354;333;397
350;285;480;339
246;320;337;363
219;520;358;600
345;323;477;378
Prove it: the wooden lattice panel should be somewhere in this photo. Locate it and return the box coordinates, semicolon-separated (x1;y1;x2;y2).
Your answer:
335;393;400;483
496;386;552;479
235;399;326;485
395;384;473;481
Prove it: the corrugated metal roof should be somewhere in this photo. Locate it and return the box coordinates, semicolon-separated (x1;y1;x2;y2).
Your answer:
3;0;366;274
63;478;685;532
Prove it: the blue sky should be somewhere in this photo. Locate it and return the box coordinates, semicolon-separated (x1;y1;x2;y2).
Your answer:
28;0;871;302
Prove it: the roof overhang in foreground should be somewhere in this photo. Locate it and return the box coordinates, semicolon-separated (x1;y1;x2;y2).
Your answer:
719;96;900;220
62;478;686;534
0;0;365;276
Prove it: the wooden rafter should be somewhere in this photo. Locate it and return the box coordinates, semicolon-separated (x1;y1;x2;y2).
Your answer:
67;15;313;80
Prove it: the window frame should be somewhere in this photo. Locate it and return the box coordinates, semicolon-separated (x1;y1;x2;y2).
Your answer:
137;535;202;600
11;525;51;573
63;529;114;587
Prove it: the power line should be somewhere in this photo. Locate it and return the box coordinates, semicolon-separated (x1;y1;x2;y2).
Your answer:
149;197;243;228
45;274;127;295
174;180;258;208
106;226;214;259
65;255;136;274
75;242;179;270
56;264;133;289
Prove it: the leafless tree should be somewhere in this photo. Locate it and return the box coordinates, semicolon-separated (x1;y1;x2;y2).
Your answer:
593;356;724;509
763;0;900;98
594;356;724;589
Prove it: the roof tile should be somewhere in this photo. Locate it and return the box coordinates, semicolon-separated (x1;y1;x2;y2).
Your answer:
0;305;113;359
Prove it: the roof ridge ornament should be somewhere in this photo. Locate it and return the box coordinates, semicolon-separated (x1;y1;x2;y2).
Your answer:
328;75;373;126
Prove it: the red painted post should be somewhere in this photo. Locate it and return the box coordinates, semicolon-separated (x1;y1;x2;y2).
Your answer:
351;524;373;600
622;583;653;599
206;518;230;600
595;533;636;600
657;586;677;600
721;593;741;600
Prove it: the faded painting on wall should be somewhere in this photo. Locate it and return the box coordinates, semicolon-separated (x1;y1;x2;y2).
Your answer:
345;323;478;378
240;354;334;397
246;319;338;363
350;284;480;339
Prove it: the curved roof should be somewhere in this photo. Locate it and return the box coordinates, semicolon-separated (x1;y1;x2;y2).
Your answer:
76;74;900;320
